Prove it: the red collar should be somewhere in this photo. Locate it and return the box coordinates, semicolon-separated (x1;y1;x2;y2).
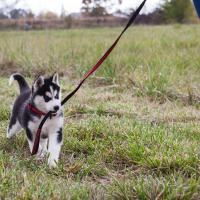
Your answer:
27;104;47;117
27;104;56;117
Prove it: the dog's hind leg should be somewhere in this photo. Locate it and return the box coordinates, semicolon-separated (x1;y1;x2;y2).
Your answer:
25;128;34;153
7;114;22;139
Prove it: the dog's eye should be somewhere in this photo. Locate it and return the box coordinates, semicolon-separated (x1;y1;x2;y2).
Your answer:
44;95;52;102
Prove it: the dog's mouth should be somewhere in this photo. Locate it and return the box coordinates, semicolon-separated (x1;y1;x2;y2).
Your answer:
49;105;60;114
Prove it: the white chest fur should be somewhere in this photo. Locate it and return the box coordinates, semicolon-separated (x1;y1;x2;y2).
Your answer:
28;111;64;137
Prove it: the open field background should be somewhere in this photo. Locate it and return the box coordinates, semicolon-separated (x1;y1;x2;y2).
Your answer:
1;25;200;199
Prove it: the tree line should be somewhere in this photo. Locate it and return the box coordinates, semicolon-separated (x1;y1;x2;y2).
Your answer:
81;0;197;23
0;0;197;24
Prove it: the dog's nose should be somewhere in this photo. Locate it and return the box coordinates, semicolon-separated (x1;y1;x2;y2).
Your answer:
54;106;59;111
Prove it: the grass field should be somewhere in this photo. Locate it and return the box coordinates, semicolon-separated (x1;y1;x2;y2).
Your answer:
1;25;200;199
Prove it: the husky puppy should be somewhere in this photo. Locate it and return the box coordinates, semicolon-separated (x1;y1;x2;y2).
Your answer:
7;73;63;167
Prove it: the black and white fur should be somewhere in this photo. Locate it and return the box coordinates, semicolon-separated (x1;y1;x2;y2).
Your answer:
7;73;63;167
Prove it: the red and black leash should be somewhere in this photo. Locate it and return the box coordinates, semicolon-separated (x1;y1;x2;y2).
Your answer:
32;0;147;155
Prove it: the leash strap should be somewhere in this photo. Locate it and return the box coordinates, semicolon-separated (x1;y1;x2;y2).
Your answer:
32;0;147;155
62;0;146;105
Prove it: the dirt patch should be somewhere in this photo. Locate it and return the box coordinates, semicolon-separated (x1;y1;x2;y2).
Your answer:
0;60;22;76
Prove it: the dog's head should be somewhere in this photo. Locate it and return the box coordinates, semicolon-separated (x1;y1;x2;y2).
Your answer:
31;73;61;113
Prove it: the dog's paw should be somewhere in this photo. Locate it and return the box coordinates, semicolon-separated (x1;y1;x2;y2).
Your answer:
6;135;12;139
36;150;47;160
6;128;12;139
36;154;45;160
48;159;58;168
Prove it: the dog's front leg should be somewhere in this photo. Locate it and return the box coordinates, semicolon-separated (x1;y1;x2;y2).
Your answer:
37;137;48;159
48;128;63;167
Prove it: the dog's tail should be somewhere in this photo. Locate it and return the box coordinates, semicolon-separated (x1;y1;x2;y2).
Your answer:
9;73;30;93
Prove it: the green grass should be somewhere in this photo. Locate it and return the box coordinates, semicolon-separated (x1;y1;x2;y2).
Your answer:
1;25;200;199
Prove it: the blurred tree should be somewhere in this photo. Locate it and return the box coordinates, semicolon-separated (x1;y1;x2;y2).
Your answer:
91;0;108;16
61;4;67;18
162;0;196;23
0;13;8;19
26;11;35;19
82;0;122;17
0;0;21;13
82;0;92;14
10;8;27;19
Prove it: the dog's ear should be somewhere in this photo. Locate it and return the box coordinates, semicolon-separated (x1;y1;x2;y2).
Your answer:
33;76;44;91
52;73;59;85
